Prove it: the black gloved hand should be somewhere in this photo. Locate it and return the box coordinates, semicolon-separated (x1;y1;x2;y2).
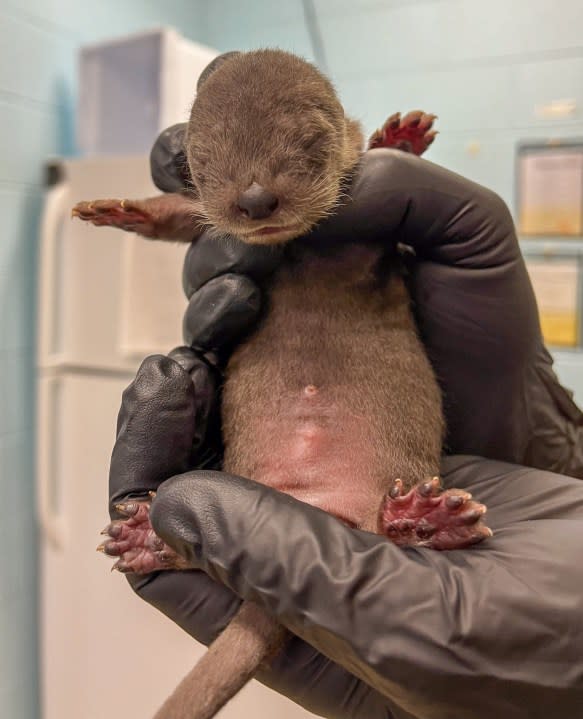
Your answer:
109;138;583;718
111;355;583;719
150;126;583;476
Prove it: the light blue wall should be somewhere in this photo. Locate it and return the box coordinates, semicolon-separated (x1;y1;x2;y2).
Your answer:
0;3;205;717
203;0;583;215
203;0;583;402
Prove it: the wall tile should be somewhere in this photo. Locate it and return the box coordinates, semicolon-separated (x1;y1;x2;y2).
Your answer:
0;15;69;107
318;0;583;77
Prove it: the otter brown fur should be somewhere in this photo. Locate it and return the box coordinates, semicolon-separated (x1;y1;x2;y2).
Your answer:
182;52;442;533
74;50;489;719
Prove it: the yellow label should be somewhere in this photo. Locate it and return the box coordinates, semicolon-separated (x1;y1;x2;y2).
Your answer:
518;150;583;236
520;207;583;235
539;312;579;347
525;259;580;348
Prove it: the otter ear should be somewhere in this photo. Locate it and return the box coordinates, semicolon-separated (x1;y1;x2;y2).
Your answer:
197;51;242;92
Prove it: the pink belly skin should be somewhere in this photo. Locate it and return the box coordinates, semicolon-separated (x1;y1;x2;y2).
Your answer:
249;385;383;530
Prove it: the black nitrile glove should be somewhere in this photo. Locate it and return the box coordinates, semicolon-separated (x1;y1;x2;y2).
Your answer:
150;126;583;476
111;356;583;719
108;137;583;718
149;123;191;194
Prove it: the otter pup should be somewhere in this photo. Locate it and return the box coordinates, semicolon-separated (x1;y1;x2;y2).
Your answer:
74;50;490;719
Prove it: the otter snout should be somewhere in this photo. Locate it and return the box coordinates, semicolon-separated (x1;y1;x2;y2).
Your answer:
236;182;279;220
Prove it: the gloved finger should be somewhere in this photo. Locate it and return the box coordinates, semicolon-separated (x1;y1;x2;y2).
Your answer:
182;230;283;298
150;123;191;193
109;353;215;515
167;346;221;459
182;273;262;352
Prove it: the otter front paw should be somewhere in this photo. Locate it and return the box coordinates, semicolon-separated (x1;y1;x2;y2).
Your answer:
378;477;492;550
98;497;191;574
72;198;158;237
368;111;437;156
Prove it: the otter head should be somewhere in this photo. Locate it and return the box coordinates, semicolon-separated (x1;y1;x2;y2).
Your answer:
186;49;362;245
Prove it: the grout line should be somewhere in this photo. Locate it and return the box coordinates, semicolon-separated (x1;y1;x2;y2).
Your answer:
0;90;60;112
0;179;45;191
0;185;43;196
331;45;583;80
2;1;77;38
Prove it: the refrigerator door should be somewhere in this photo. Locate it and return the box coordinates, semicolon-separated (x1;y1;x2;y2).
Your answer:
38;156;188;373
38;370;198;719
38;156;318;718
38;370;316;719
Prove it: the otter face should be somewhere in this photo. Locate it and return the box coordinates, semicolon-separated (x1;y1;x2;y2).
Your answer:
185;50;360;245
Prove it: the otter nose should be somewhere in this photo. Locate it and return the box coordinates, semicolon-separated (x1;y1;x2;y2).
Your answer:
237;183;279;220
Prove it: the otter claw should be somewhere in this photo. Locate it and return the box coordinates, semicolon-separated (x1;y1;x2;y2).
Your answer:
445;494;467;510
388;478;403;499
114;501;140;517
418;476;441;497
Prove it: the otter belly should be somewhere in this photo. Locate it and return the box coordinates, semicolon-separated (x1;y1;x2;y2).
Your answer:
221;245;443;531
244;387;384;528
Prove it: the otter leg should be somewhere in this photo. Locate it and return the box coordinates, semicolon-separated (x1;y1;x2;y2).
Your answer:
72;193;203;242
378;476;492;550
98;496;191;573
368;111;437;156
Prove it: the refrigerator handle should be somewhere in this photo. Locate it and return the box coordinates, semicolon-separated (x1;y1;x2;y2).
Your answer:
38;179;69;366
37;375;66;549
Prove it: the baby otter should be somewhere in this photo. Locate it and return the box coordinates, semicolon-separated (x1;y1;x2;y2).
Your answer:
74;50;490;719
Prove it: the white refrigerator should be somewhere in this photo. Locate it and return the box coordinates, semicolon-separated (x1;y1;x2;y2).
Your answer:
37;155;317;719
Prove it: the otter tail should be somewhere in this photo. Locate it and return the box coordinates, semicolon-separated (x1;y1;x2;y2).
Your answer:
152;601;285;719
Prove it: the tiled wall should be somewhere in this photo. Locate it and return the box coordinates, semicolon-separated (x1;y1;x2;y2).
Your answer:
202;0;583;401
204;0;583;213
0;3;204;717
